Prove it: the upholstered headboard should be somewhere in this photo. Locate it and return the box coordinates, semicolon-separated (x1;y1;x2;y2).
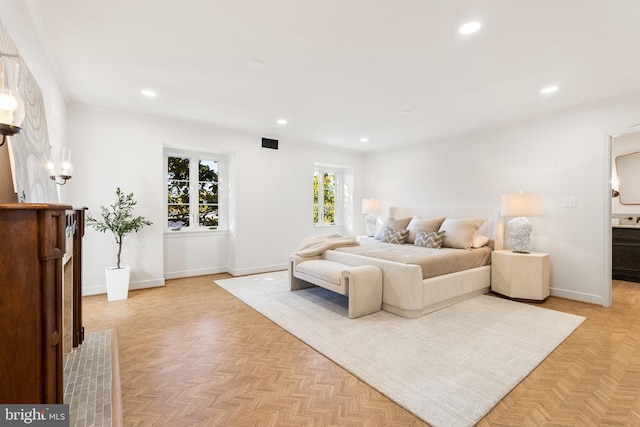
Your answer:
388;206;503;250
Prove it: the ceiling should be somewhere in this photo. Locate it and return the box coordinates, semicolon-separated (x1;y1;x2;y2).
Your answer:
30;0;640;151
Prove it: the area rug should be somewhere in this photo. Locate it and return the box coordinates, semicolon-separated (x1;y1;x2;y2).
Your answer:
215;271;585;427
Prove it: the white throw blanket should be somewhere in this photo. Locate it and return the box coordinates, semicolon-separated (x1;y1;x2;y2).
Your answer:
294;234;360;257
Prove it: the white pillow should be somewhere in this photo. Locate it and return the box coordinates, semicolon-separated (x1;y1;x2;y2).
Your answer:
471;234;490;248
438;218;485;250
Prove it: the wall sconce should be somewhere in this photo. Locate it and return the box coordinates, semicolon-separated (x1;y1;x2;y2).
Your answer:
47;148;73;185
501;192;543;253
611;176;620;198
0;57;25;147
362;197;382;237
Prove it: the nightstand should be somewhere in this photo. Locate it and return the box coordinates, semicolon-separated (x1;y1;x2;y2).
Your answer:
491;250;551;301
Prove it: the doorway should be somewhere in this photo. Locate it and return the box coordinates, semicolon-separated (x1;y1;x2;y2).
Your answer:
608;128;640;306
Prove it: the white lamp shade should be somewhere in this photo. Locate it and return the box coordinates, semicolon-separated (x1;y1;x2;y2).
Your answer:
46;148;73;181
60;148;73;177
0;58;24;128
501;192;542;217
362;198;382;214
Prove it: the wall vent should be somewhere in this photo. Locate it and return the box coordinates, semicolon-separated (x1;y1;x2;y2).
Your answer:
261;138;278;150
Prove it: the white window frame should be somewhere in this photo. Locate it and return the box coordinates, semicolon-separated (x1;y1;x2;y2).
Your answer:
314;164;342;227
164;148;228;233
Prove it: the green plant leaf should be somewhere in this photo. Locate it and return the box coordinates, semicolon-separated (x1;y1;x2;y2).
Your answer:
86;187;153;268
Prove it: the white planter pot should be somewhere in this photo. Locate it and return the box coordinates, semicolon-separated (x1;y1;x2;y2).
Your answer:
105;266;130;301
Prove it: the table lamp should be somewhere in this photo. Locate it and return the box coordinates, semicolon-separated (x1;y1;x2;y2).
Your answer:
362;198;382;237
501;192;542;253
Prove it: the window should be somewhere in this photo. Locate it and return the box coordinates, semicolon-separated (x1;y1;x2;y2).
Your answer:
166;150;226;231
314;167;340;226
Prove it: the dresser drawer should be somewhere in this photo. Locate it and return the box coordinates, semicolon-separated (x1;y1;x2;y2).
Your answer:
612;227;640;244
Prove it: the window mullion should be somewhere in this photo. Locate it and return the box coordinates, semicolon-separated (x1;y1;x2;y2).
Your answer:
334;172;341;225
318;169;325;224
191;157;198;228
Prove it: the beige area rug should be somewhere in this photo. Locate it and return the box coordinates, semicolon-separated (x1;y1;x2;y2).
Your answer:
215;271;585;427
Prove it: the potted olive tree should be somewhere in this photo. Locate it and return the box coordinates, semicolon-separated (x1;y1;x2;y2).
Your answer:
86;187;152;301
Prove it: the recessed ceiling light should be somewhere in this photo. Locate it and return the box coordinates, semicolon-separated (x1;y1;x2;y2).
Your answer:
360;138;369;143
401;110;412;115
459;21;482;35
141;89;157;97
276;118;287;125
540;85;559;95
248;58;265;68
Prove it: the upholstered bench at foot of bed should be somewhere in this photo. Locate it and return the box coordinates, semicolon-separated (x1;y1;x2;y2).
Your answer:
290;259;382;319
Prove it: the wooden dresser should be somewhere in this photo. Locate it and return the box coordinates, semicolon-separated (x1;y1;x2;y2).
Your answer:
0;203;79;403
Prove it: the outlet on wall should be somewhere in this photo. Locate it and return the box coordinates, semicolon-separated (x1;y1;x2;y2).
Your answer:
562;196;577;207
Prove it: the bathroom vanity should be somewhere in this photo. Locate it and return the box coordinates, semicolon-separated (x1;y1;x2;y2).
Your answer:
612;225;640;283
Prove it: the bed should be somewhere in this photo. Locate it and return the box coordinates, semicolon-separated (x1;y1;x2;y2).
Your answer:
289;206;503;318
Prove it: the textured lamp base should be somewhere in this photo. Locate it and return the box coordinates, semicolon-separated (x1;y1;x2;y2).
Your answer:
364;214;378;237
507;216;532;253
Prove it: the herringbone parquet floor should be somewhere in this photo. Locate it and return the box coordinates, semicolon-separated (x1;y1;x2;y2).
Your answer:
83;276;640;426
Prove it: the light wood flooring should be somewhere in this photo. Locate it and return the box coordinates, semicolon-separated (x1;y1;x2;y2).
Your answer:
83;276;640;426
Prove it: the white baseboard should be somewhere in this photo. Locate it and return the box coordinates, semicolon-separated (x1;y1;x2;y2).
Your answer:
130;278;165;290
164;264;287;280
163;267;228;280
83;278;165;296
84;265;288;295
550;287;604;306
227;263;288;277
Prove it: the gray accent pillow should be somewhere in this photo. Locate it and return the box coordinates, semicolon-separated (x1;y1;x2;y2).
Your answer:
438;218;485;250
380;228;410;244
374;217;412;240
406;216;446;244
414;230;445;248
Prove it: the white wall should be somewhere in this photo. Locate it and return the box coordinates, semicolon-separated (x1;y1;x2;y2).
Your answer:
2;2;367;294
63;106;165;294
64;104;366;293
0;1;68;198
6;0;640;303
364;94;640;305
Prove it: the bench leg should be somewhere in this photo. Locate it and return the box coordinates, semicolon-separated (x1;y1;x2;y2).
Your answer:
290;276;315;291
289;261;315;291
344;266;383;318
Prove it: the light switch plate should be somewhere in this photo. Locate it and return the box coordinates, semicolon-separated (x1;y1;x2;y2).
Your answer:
562;196;577;207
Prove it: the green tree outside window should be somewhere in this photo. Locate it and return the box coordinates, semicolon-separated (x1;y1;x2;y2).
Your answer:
313;169;337;225
167;156;219;229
